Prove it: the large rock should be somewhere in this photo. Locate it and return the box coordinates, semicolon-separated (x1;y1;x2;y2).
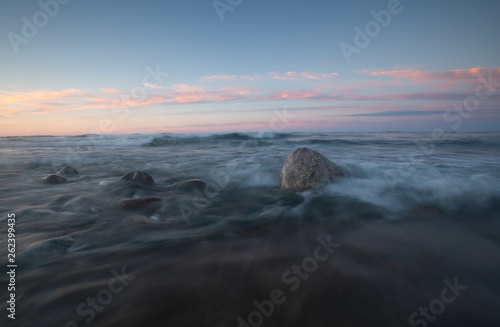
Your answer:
42;174;68;184
175;179;207;191
57;166;79;175
280;147;347;192
115;197;162;211
120;171;156;186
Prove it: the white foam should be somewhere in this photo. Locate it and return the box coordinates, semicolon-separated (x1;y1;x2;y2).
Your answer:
325;160;500;212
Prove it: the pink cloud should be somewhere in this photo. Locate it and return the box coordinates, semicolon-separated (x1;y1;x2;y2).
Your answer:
198;74;238;82
239;75;257;81
99;88;122;94
351;91;500;102
3;66;499;119
268;90;321;101
220;87;253;96
359;67;500;85
198;71;339;82
302;72;339;80
166;84;244;104
142;83;169;89
0;89;85;106
270;71;338;81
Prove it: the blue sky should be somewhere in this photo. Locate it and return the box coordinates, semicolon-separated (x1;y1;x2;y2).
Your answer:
1;0;499;136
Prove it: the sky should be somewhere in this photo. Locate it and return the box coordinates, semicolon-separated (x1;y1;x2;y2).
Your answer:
1;0;499;136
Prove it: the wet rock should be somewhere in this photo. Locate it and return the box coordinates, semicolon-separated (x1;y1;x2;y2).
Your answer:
280;147;347;192
120;171;156;186
57;166;79;175
175;179;207;191
42;174;68;184
115;197;162;211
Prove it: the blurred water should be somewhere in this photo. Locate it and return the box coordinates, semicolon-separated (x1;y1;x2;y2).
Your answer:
0;132;499;327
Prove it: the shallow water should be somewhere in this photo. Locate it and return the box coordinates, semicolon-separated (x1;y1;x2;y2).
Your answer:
0;132;499;326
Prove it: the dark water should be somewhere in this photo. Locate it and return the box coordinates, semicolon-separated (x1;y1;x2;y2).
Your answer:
0;132;499;327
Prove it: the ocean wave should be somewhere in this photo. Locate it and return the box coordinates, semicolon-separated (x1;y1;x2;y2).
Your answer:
0;134;163;148
143;132;287;147
3;132;499;149
282;132;500;148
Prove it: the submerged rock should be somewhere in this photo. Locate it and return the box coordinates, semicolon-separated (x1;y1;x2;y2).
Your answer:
61;196;106;213
175;179;207;191
57;166;79;175
24;236;76;257
122;215;171;225
42;174;68;184
115;197;162;211
120;170;156;186
280;147;347;192
123;215;156;225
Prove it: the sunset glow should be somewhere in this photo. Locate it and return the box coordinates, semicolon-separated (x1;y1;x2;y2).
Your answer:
1;0;499;136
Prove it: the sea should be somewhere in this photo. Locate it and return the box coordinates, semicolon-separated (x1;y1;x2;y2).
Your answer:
0;131;499;327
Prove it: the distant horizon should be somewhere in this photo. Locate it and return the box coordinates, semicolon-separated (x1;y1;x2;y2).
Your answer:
3;129;500;138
